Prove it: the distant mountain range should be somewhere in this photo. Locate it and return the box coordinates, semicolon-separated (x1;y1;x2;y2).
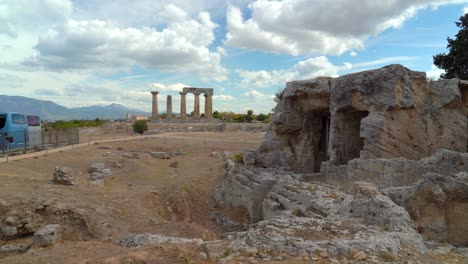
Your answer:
0;95;150;121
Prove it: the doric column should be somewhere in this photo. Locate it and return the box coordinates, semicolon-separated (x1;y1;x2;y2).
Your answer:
179;92;187;119
193;91;201;119
204;92;213;119
166;95;173;119
150;91;159;121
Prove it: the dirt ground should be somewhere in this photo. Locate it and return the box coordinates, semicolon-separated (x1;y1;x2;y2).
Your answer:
0;131;263;264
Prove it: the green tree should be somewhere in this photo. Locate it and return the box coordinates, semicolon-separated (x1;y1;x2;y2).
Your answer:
132;120;148;134
245;109;254;123
256;113;268;122
434;14;468;79
213;110;221;119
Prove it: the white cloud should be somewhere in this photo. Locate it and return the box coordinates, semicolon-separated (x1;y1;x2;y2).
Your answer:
21;9;228;80
225;0;468;56
237;56;352;88
243;89;274;100
212;95;234;100
350;51;358;57
464;5;468;13
152;83;189;92
426;64;445;80
352;56;419;69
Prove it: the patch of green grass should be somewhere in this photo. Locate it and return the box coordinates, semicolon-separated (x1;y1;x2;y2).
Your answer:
221;248;233;258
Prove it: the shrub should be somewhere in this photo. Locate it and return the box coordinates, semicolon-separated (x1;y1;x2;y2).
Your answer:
233;152;244;164
132;120;148;134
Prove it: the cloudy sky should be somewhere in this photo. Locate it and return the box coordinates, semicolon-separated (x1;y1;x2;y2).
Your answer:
0;0;467;114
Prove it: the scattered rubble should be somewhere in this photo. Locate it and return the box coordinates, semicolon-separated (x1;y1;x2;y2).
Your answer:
53;166;76;185
150;152;171;159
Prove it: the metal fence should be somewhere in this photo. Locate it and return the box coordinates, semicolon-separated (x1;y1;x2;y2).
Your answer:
0;128;79;156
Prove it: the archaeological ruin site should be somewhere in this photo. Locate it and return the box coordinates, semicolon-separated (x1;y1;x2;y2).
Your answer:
1;64;468;263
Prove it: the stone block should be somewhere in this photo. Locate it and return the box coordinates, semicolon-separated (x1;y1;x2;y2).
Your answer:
33;224;62;247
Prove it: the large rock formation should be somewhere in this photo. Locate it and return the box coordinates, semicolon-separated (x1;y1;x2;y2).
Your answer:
215;65;468;258
255;64;467;175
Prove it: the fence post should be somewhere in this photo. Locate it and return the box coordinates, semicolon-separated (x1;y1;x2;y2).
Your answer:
24;129;27;152
1;132;4;155
6;144;9;163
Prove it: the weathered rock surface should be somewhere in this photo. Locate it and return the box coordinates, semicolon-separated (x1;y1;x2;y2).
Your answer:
33;224;63;247
347;149;468;188
150;152;171;159
214;160;298;222
52;166;76;185
383;172;468;246
120;233;203;248
0;244;31;254
88;162;106;173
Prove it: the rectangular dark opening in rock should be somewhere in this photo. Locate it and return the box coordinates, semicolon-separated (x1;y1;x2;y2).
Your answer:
314;114;330;172
336;110;369;165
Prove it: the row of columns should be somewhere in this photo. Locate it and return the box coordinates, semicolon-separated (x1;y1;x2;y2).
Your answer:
150;90;212;120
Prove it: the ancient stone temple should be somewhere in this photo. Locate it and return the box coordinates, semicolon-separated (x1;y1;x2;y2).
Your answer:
150;87;214;121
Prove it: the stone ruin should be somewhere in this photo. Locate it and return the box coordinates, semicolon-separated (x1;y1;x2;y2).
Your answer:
150;87;214;121
215;65;468;260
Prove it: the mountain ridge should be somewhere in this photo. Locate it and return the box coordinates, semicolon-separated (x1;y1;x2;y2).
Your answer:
0;95;149;120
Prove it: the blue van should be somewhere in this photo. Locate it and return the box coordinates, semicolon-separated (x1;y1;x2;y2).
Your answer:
0;112;29;150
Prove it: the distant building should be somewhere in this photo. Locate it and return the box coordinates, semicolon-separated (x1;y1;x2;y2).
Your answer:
126;112;148;122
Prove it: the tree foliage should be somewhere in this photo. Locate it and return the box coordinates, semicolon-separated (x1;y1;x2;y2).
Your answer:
132;120;148;134
433;14;468;79
256;113;268;122
45;119;108;131
213;110;221;119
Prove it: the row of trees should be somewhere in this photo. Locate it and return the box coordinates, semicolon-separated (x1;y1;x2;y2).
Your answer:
43;118;108;131
212;110;270;123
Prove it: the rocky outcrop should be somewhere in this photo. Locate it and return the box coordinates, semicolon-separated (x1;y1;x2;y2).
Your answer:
383;172;468;246
254;64;467;173
214;64;468;258
346;149;468;188
229;181;426;258
214;159;298;222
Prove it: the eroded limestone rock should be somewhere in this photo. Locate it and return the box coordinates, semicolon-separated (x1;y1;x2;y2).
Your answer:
384;172;468;246
253;65;467;174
